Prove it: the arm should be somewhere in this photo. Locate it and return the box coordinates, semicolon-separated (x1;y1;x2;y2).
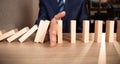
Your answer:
35;0;48;25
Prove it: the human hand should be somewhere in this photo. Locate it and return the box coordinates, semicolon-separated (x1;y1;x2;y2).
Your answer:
49;11;66;47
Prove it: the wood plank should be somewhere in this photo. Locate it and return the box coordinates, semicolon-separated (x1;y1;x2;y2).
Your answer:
106;20;115;42
82;20;90;43
18;25;38;43
0;29;18;41
7;27;29;42
117;20;120;42
94;20;103;43
34;20;50;43
58;20;63;44
0;30;6;36
70;20;76;43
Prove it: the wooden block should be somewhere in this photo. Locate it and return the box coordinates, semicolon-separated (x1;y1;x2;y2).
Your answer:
58;20;63;44
106;20;115;42
34;20;50;43
0;29;18;41
0;30;6;35
7;27;29;42
82;20;90;43
70;20;76;43
117;20;120;41
18;25;38;43
94;20;103;43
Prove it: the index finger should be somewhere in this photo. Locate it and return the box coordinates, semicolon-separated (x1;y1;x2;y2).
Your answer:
54;11;66;20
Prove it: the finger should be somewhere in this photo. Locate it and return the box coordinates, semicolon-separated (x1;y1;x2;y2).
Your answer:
54;11;66;20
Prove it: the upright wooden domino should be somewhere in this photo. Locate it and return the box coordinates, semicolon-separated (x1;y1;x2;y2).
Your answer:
70;20;76;43
34;20;50;43
82;20;90;43
117;20;120;41
94;20;103;43
7;27;29;42
0;29;18;41
18;25;38;43
106;20;115;42
58;20;63;44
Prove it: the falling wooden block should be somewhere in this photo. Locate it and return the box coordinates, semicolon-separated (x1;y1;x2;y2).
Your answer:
7;27;29;42
0;30;6;36
117;20;120;41
58;20;63;44
18;25;38;43
70;20;76;43
34;20;50;43
94;20;103;43
106;20;115;42
82;20;90;43
0;29;18;41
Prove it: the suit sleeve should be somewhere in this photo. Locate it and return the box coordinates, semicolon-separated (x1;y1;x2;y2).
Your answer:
35;0;48;25
77;0;88;32
79;0;88;22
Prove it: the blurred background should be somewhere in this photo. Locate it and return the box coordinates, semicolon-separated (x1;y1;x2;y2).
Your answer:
0;0;120;32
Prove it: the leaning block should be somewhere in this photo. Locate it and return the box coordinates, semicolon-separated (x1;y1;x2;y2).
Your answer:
70;20;76;43
82;20;90;43
58;20;63;44
34;20;50;43
0;29;18;41
19;25;38;43
117;20;120;41
7;27;29;42
94;20;103;43
106;20;115;42
0;30;6;36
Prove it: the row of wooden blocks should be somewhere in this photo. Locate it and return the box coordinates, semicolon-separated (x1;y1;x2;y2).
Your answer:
0;20;120;43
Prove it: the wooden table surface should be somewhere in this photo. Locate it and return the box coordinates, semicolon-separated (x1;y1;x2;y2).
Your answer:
0;33;120;64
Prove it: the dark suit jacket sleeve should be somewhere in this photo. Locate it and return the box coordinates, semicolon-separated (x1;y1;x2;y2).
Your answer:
76;0;88;32
79;0;88;23
35;0;49;25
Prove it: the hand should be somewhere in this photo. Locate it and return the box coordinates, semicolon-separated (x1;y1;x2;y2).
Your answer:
49;11;66;47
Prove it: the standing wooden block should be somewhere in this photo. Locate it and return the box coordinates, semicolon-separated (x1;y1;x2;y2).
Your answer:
70;20;76;43
19;25;38;43
106;20;115;42
34;20;50;43
58;20;63;44
0;29;18;41
7;27;29;42
82;20;90;43
117;20;120;41
94;20;103;43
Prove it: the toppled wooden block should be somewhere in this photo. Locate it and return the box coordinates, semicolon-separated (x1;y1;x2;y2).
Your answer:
82;20;90;43
58;20;63;44
7;27;29;42
117;20;120;42
0;29;18;41
70;20;76;43
34;20;50;43
19;25;38;43
94;20;103;43
106;20;115;42
0;30;6;36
